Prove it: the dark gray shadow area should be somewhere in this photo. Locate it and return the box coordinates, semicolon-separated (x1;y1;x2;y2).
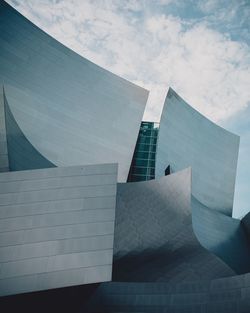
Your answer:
242;212;250;241
192;196;250;274
85;273;250;313
3;88;55;171
113;169;234;283
0;283;99;313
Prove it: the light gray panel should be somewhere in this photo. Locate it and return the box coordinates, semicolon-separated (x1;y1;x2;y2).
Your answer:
0;208;115;232
0;234;114;262
0;249;113;279
0;221;115;247
0;2;148;181
0;265;112;297
0;184;116;206
0;163;117;296
0;173;116;193
0;196;115;219
0;163;117;182
155;88;239;215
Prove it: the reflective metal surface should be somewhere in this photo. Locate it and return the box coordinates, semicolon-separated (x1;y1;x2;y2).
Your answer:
155;88;240;215
0;163;117;296
0;1;148;182
113;168;234;283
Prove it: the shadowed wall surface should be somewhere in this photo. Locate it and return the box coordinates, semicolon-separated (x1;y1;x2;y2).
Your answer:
242;212;250;240
3;88;55;171
86;273;250;313
155;88;240;216
113;168;234;283
0;88;9;172
192;196;250;274
0;163;117;296
0;1;148;181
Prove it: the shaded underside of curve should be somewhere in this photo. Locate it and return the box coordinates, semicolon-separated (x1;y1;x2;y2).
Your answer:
0;87;9;172
192;196;250;274
113;168;234;283
3;88;55;171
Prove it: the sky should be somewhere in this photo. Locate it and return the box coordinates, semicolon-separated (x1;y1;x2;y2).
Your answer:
6;0;250;218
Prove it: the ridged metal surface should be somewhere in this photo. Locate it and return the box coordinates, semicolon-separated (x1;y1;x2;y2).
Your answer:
113;168;234;283
155;88;240;215
0;1;148;181
0;163;117;296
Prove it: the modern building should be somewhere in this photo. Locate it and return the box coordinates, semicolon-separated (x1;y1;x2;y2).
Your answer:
128;121;159;182
155;87;240;216
0;1;250;312
0;0;148;182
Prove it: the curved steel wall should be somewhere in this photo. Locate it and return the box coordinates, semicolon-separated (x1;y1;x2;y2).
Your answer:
113;168;234;283
0;87;9;172
0;1;148;182
155;88;240;215
0;163;117;296
3;89;55;171
192;196;250;274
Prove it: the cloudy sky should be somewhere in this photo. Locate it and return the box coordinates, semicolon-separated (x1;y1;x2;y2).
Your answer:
6;0;250;217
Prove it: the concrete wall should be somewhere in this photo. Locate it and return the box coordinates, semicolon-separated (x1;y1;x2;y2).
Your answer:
155;88;240;215
113;168;234;283
0;1;148;181
0;163;117;296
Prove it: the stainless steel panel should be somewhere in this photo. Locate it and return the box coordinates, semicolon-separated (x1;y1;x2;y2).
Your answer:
155;88;240;215
0;1;148;181
0;163;117;296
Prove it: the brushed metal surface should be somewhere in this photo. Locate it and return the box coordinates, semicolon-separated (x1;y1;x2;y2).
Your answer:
0;163;117;296
155;88;240;215
113;168;234;283
0;1;148;181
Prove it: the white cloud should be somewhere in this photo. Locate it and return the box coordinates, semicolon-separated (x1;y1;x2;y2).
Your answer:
6;0;250;123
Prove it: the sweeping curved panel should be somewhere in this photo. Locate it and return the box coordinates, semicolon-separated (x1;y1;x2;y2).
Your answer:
113;168;234;283
0;1;148;181
192;196;250;274
3;89;55;171
155;88;239;215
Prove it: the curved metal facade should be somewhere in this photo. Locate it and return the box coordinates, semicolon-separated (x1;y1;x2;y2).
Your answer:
0;1;148;181
0;163;117;296
155;88;240;215
0;87;9;172
192;196;250;274
113;168;234;283
0;1;249;311
3;89;55;171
